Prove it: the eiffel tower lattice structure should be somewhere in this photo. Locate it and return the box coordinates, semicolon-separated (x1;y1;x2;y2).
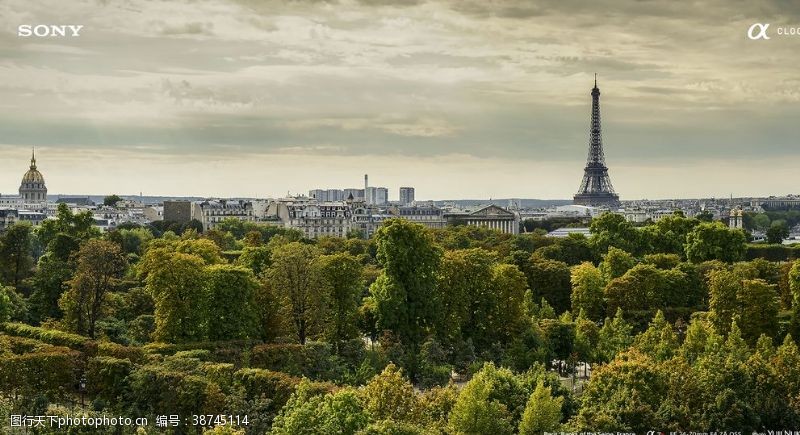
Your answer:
573;75;620;207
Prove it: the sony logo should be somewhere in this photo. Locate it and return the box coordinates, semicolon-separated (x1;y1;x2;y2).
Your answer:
17;24;84;37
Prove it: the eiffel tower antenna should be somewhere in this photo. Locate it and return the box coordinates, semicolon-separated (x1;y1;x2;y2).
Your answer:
573;75;620;207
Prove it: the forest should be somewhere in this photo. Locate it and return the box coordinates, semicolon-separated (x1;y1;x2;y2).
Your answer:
1;203;800;434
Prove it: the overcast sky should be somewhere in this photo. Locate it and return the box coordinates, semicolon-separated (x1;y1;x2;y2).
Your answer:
1;0;799;200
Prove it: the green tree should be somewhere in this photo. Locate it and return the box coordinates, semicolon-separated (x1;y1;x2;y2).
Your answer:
175;238;224;264
753;213;772;230
736;279;779;344
679;317;717;364
709;269;779;342
685;222;747;263
570;262;605;321
370;219;442;380
790;260;800;340
691;322;759;430
525;258;572;314
534;234;592;265
573;350;667;432
36;202;100;250
641;253;681;270
589;212;643;256
243;230;263;247
436;248;503;349
747;335;789;428
271;380;369;435
205;264;259;340
316;252;364;346
448;365;514;435
361;364;418;423
253;279;281;343
519;381;563;435
29;253;73;322
145;252;208;342
696;210;713;222
202;229;237;251
766;221;790;244
108;227;153;256
642;213;699;256
574;310;600;367
58;239;128;338
772;335;800;423
0;286;11;322
0;222;34;287
598;247;636;280
597;308;633;363
103;194;123;207
540;314;575;368
490;263;529;345
708;269;740;336
632;310;678;361
604;264;687;318
268;242;326;344
236;246;271;276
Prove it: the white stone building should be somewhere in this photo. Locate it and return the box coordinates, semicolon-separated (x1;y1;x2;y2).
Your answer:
390;204;447;230
443;205;520;235
195;199;254;231
350;203;392;238
272;197;352;239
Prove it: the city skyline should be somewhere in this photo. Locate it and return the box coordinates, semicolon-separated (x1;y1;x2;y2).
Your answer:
2;0;800;200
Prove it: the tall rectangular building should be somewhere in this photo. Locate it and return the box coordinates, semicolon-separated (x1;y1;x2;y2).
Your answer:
377;187;388;205
366;187;388;205
309;189;327;202
164;200;193;223
399;187;415;205
326;189;343;202
343;188;364;201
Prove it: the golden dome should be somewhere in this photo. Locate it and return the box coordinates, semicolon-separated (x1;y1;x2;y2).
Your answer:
21;149;45;185
22;168;44;184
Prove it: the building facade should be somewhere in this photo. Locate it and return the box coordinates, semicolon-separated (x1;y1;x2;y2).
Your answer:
343;188;364;201
365;186;388;205
163;200;194;223
351;204;392;238
0;195;23;209
761;196;800;210
444;205;520;235
273;197;352;239
196;199;254;231
399;187;415;206
391;204;447;230
0;209;18;232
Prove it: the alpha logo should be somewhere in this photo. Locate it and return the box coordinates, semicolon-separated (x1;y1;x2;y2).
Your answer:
747;23;770;40
17;24;84;37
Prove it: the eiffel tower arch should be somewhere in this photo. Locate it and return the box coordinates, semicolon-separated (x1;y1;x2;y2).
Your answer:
573;75;620;207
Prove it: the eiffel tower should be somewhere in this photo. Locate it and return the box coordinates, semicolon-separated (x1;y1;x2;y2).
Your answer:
573;75;620;207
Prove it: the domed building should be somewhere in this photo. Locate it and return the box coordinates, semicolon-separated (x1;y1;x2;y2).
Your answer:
19;149;47;204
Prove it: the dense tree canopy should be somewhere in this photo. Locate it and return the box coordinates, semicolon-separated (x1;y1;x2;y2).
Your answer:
268;242;326;345
570;262;605;322
59;239;127;338
0;222;34;288
589;212;644;256
370;219;442;380
0;208;796;433
685;222;747;263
